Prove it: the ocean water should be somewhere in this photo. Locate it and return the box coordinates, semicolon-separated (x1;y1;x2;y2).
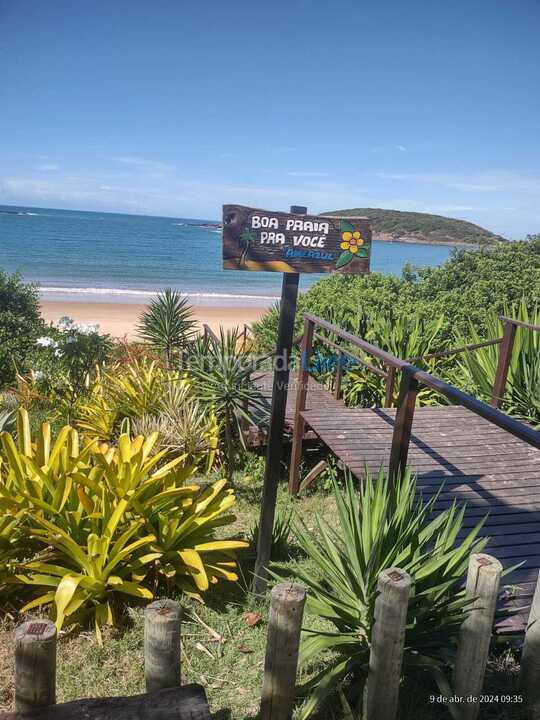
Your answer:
0;205;456;306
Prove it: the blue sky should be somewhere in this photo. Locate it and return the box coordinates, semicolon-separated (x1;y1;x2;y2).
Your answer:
1;0;539;237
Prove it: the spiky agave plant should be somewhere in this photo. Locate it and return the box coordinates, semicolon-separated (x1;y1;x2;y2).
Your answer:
282;468;490;719
187;327;270;475
138;289;197;365
249;503;293;561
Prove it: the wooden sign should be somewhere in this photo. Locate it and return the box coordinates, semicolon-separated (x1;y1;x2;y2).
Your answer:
222;204;371;274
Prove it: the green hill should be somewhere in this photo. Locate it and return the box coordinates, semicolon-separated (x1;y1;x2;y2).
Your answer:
322;207;505;245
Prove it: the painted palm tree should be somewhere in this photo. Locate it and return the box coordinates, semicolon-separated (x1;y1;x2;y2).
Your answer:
240;227;255;266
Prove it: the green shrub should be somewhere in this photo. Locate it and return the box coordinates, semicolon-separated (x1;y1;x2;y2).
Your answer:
341;312;446;407
29;316;113;416
0;270;44;387
453;301;540;426
132;395;219;473
252;238;540;352
281;468;490;719
74;360;220;473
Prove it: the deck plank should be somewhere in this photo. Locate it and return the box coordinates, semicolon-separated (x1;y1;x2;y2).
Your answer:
246;371;342;444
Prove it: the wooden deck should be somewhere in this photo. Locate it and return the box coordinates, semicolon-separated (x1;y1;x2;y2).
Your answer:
300;403;540;633
246;371;339;444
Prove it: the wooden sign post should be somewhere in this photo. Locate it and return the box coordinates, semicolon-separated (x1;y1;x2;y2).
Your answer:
222;204;371;594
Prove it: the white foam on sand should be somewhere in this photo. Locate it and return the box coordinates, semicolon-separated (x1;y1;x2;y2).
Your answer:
39;286;279;307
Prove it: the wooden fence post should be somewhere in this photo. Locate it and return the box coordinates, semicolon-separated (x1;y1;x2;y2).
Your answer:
145;599;182;692
520;571;540;717
260;583;306;720
388;370;419;482
384;365;396;408
454;553;502;720
334;350;344;399
490;319;517;407
15;620;57;712
364;567;411;720
288;317;314;495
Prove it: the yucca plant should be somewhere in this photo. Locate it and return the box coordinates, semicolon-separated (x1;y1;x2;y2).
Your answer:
249;503;293;561
187;328;270;475
138;289;196;365
454;301;540;426
281;468;490;719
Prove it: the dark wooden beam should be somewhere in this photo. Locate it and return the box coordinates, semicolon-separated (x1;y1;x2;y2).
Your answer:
491;320;517;408
0;685;210;720
384;366;396;408
288;316;315;495
388;371;419;481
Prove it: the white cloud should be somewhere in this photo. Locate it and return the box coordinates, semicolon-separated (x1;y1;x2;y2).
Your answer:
377;170;540;194
36;164;59;171
371;144;408;154
1;166;538;237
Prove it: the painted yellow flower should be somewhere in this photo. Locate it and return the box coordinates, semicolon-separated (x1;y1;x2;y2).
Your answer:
340;231;364;254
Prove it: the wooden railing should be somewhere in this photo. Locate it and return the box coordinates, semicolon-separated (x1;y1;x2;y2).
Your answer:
202;322;253;352
490;315;540;408
202;323;219;343
289;313;540;491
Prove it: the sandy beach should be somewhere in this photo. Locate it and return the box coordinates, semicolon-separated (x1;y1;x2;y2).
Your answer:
40;300;269;339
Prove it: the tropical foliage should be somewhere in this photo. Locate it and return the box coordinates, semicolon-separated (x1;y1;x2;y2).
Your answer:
453;301;540;426
252;238;540;351
282;468;489;719
0;409;247;641
339;312;446;407
0;270;44;387
74;359;219;471
137;288;196;365
187;328;270;475
29;316;113;416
